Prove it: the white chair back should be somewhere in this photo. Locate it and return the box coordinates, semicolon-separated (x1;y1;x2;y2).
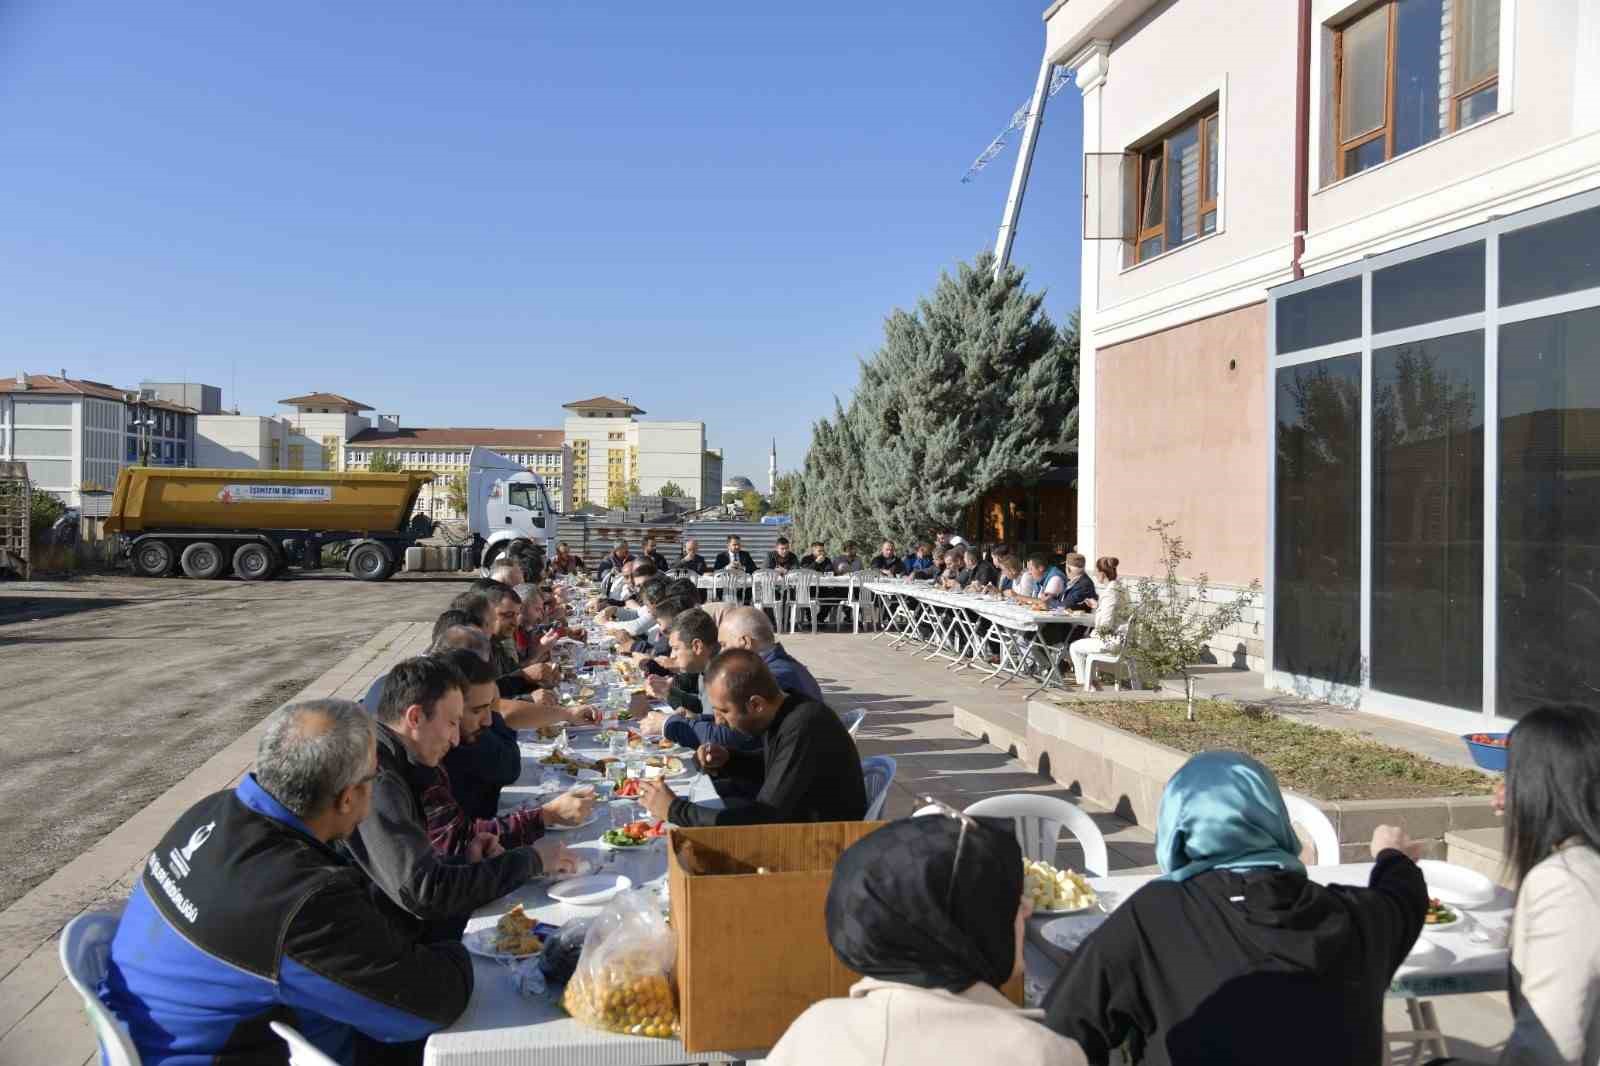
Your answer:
714;570;749;604
269;1021;340;1065
789;568;819;605
1283;793;1341;865
838;707;866;737
861;756;897;820
964;793;1110;876
750;570;785;608
58;913;141;1066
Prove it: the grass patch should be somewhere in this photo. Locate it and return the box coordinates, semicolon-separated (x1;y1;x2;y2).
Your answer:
1065;699;1495;801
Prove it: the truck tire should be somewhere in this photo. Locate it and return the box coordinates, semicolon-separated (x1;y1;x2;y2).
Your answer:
180;541;226;580
348;543;389;582
480;541;506;572
233;542;275;581
132;539;175;577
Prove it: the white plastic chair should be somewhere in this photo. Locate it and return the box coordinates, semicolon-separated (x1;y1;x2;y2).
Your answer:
788;568;821;634
862;756;897;820
59;913;142;1066
1082;613;1142;690
1282;792;1341;865
837;573;871;634
713;569;749;604
838;707;866;737
750;570;786;629
964;793;1110;876
269;1021;340;1065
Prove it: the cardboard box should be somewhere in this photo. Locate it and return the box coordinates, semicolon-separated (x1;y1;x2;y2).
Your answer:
667;821;1021;1053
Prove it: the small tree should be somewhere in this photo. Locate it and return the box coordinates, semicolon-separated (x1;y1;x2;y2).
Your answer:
606;483;629;510
366;450;403;473
1126;519;1262;720
658;481;687;499
29;488;65;536
770;471;798;516
445;473;469;516
739;489;770;517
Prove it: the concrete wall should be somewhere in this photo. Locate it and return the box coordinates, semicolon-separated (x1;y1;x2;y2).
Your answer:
1095;302;1268;588
636;421;709;506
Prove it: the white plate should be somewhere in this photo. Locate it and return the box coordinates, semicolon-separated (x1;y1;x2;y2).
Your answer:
462;927;544;961
545;812;601;832
1033;900;1100;916
597;833;664;851
1418;860;1498;908
548;874;633;907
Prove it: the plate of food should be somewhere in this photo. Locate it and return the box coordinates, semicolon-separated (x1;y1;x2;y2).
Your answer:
1024;859;1099;914
1418;860;1497;908
599;820;669;849
642;755;688;779
1423;897;1461;928
612;777;645;798
549;873;633;908
463;905;560;960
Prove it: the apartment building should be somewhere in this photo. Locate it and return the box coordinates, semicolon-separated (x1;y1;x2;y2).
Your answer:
1043;0;1600;729
562;395;723;509
345;427;570;519
0;374;196;515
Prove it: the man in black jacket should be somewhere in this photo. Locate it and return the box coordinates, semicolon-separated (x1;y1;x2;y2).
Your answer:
871;539;905;576
675;536;707;574
766;536;801;573
344;656;580;937
101;698;473;1064
639;648;866;827
714;534;756;572
640;534;670;572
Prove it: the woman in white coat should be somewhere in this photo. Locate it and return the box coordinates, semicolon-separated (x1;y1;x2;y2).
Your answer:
1498;703;1600;1065
1069;557;1129;689
767;814;1086;1066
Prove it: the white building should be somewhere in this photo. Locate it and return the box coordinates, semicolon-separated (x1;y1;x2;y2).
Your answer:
0;373;196;516
277;393;391;473
195;414;326;471
561;395;723;509
1037;0;1600;730
345;427;570;519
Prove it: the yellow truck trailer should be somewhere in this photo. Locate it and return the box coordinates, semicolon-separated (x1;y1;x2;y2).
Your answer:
107;467;435;580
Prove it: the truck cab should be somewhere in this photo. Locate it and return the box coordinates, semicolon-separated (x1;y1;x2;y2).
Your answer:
467;446;554;569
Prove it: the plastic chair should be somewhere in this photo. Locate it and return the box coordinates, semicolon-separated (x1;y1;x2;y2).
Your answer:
837;573;871;634
750;570;786;629
788;568;821;634
1282;793;1341;865
58;913;142;1066
713;569;749;604
1082;613;1142;689
838;707;866;737
269;1021;340;1066
861;756;897;821
964;793;1109;876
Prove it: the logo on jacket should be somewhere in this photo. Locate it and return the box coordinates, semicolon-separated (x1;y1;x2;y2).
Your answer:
169;821;215;879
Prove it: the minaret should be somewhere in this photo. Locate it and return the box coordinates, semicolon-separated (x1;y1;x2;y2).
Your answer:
768;438;777;496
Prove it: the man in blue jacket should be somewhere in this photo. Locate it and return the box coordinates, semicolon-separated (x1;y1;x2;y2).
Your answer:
717;606;825;703
100;699;472;1065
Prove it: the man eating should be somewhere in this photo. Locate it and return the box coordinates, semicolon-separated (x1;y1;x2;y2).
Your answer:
639;650;867;827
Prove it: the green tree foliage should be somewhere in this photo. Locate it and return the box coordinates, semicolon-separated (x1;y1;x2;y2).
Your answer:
606;483;629;510
769;471;799;515
29;487;65;536
738;489;770;517
792;253;1078;547
658;481;687;498
366;450;404;473
445;473;469;515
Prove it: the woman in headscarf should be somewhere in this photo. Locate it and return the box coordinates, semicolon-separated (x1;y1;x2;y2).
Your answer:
767;815;1087;1066
1044;751;1428;1066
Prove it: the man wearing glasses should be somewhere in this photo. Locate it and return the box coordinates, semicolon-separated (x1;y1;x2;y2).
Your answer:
101;699;475;1064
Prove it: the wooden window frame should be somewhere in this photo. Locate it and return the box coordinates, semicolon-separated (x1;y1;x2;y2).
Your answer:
1131;106;1220;265
1449;0;1499;132
1332;1;1398;181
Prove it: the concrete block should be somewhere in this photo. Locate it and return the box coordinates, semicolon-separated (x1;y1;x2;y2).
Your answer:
1334;798;1449;845
1446;795;1501;832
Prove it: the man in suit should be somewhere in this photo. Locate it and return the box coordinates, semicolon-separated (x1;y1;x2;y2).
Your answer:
714;534;756;572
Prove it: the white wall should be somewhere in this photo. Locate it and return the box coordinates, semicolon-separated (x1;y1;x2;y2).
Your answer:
635;421;708;504
287;411;371;471
196;415;274;469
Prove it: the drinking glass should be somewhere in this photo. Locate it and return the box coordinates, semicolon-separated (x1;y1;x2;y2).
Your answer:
609;799;635;829
608;732;629;759
625;752;645;780
606;760;627;788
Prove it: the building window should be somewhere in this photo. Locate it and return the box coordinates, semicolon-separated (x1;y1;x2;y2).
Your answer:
127;436;138;461
287;444;304;470
1332;0;1500;181
1132;106;1219;264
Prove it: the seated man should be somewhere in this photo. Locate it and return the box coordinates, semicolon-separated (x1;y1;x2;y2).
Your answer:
640;534;670;572
603;577;670;642
766;536;801;573
675;536;707;575
904;542;937;579
549;540;585;576
799;541;832;571
344;657;580;936
1058;552;1097;611
430;650;593;865
101;699;473;1064
595;539;631;583
437;646;521;822
871;539;905;576
486;557;525;590
640;609;761;761
639;649;867;827
714;534;756;572
718;605;825;703
970;544;1006;591
832;542;863;574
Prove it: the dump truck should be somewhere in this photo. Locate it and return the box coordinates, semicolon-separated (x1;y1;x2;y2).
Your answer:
106;449;555;581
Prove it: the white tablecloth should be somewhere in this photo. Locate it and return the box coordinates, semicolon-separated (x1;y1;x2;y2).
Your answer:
1032;864;1513;998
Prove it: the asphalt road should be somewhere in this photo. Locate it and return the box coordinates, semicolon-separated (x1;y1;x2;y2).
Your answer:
0;570;470;911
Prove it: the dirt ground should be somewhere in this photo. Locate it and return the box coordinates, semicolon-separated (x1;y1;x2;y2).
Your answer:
0;570;471;912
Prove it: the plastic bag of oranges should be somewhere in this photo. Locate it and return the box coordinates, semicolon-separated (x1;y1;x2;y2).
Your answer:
562;890;680;1039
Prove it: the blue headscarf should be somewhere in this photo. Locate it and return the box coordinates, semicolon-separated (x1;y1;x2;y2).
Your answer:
1156;751;1306;883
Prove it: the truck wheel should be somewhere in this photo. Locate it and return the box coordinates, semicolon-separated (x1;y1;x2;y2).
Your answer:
481;541;506;572
132;539;175;577
180;541;226;580
348;544;389;582
233;542;275;581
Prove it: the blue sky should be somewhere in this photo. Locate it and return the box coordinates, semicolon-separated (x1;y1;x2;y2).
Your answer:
0;1;1083;483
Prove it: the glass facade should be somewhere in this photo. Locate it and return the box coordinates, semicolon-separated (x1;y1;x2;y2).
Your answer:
1270;191;1600;721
